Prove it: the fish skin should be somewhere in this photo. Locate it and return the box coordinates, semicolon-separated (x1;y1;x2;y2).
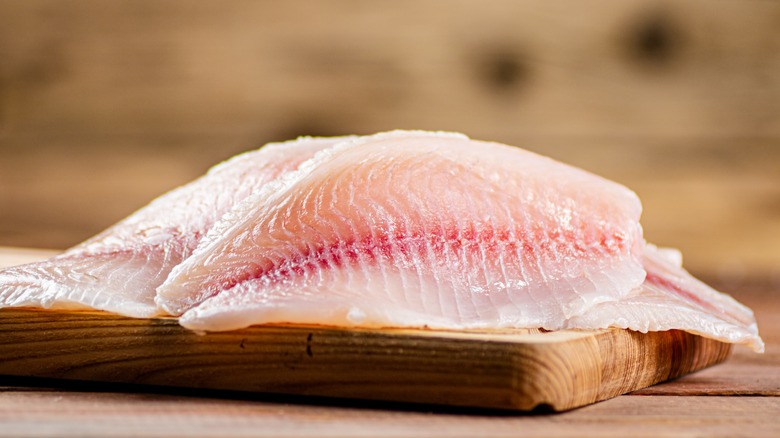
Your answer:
0;136;353;317
157;130;649;331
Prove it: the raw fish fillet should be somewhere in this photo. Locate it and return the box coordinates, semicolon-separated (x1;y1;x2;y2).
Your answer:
0;136;352;317
566;245;762;351
155;130;763;351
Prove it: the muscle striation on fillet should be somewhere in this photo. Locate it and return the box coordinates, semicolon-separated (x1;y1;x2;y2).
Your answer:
156;131;762;352
158;131;646;328
1;129;762;353
0;136;353;317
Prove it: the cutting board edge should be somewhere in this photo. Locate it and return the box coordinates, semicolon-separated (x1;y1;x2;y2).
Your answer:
0;308;732;411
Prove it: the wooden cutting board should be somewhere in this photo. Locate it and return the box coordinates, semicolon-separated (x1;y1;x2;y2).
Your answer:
0;248;732;412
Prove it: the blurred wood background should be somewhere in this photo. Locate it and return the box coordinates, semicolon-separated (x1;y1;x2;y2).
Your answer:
0;0;778;278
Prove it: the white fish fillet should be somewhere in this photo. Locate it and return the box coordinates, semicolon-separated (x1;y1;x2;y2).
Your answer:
158;130;647;319
566;245;762;351
156;130;762;351
0;136;352;317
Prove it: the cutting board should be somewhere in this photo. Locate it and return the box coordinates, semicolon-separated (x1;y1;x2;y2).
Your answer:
0;248;732;412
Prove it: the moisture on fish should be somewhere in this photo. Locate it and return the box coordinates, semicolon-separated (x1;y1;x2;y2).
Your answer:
0;130;764;352
0;136;354;317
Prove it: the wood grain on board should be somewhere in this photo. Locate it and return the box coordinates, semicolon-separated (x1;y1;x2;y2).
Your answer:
0;307;731;412
0;248;776;436
0;247;735;411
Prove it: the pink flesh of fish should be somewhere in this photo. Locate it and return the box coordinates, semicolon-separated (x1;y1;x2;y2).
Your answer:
0;136;352;317
155;131;764;352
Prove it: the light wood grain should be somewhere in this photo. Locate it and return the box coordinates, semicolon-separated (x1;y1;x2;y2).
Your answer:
1;0;778;140
0;252;737;411
0;307;731;412
0;390;777;438
0;247;746;412
0;249;776;437
0;1;779;276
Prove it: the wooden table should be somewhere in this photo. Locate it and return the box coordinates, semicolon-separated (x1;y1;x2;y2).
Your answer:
0;248;777;437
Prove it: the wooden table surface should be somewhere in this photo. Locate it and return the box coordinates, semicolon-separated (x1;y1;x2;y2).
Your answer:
0;247;778;438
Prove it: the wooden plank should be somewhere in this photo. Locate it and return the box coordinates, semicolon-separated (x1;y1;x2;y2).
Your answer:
631;346;780;396
1;0;778;140
0;390;777;438
0;250;775;435
0;1;779;273
0;308;731;412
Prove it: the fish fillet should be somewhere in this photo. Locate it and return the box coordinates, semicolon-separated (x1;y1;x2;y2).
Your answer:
0;136;352;317
157;130;761;351
566;245;762;350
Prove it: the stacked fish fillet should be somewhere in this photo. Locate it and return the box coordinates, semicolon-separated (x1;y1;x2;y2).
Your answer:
0;131;764;352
